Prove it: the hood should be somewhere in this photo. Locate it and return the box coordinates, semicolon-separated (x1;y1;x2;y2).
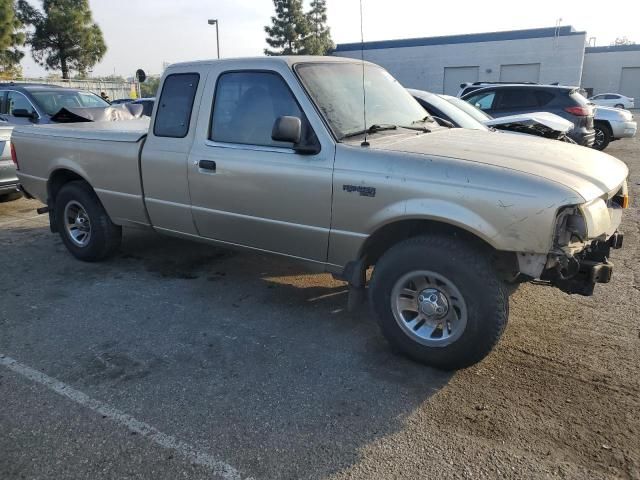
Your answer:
485;111;573;133
356;128;628;201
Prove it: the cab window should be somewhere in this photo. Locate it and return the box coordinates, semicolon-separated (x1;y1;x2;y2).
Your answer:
210;71;312;148
7;91;37;116
154;73;200;138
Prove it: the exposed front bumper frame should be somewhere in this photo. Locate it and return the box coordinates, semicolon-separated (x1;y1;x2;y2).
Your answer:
542;232;623;296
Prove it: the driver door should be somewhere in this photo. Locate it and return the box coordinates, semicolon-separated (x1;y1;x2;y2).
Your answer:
187;69;334;263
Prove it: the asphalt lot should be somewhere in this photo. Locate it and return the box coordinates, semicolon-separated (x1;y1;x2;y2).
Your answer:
1;125;639;479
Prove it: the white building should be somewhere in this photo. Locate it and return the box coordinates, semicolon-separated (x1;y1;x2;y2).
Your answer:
333;26;587;95
333;26;640;102
581;44;640;100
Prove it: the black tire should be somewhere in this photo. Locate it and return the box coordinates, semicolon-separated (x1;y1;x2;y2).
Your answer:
369;235;508;370
593;122;611;151
54;181;122;261
614;103;624;109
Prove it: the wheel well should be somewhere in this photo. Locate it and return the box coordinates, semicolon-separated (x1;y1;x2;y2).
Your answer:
361;220;491;264
47;169;87;205
358;219;518;280
595;120;611;132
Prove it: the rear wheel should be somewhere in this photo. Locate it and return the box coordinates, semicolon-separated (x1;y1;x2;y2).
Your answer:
614;103;624;109
369;234;508;370
54;181;122;261
593;122;612;151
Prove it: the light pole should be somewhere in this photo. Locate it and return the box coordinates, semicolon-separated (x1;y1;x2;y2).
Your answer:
208;19;220;59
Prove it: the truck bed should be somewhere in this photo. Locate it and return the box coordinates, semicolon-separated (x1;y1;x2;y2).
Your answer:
14;118;150;143
12;119;151;227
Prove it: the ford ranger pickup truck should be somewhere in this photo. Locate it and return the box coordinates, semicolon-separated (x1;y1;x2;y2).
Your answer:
12;56;629;370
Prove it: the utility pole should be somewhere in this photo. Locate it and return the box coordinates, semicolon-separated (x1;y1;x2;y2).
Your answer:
208;19;220;59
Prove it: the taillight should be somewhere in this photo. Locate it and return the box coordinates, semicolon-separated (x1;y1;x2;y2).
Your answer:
564;106;591;116
10;143;18;169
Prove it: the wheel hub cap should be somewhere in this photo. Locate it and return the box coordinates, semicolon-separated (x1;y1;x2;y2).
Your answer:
390;270;468;347
418;288;449;319
64;200;92;247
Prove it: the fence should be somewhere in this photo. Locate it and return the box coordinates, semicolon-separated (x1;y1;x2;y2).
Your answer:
6;78;136;101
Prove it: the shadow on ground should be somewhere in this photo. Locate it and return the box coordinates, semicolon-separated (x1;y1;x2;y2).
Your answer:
1;224;453;479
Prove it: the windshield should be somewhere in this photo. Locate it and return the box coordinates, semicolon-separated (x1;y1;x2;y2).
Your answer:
30;90;110;116
443;95;493;123
296;62;430;139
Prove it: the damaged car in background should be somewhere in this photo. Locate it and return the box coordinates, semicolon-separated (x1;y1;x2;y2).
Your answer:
460;84;597;147
11;56;630;370
409;89;576;142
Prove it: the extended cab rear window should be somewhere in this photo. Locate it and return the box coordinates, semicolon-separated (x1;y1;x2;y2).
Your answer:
154;73;200;138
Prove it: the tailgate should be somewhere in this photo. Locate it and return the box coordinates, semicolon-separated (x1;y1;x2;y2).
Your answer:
0;134;18;187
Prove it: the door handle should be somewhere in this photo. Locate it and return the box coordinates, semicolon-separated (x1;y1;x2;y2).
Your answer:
198;160;216;171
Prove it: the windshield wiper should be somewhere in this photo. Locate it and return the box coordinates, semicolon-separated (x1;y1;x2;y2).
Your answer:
401;124;432;133
341;124;398;139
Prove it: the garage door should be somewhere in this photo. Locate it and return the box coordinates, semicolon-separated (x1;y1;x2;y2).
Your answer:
499;63;541;83
443;66;479;95
620;67;640;102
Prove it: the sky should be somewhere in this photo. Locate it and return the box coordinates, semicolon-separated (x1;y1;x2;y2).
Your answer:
18;0;639;78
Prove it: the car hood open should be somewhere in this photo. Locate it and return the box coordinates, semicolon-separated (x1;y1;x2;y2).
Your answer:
358;128;628;201
484;111;573;133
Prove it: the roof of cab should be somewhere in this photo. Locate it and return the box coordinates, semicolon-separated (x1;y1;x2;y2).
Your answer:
166;55;373;70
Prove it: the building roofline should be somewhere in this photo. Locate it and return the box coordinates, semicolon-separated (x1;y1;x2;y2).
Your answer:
334;26;585;52
585;44;640;53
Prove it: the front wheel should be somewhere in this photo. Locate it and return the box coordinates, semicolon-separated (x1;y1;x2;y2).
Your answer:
369;235;508;370
54;181;122;261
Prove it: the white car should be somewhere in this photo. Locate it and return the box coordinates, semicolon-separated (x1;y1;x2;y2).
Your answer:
589;93;635;110
593;106;638;150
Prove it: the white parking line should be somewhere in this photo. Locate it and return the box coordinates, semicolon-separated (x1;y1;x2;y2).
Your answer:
0;354;250;480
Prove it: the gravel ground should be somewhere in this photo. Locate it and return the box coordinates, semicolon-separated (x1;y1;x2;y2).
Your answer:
0;126;638;479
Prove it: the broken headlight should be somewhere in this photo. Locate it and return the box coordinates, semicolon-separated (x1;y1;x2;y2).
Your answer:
554;206;587;247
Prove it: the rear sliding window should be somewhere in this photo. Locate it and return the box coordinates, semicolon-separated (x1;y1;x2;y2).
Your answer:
154;73;200;138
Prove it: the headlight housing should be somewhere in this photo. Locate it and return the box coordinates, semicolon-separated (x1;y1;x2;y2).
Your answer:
554;206;587;248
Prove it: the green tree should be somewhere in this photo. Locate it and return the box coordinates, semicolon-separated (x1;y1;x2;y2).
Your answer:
19;0;106;79
140;76;160;98
304;0;333;55
264;0;309;55
0;0;26;76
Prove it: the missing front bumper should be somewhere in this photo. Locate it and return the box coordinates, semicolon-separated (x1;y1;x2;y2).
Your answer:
543;232;623;296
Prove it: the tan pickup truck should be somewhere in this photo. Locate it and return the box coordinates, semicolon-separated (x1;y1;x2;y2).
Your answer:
12;56;629;370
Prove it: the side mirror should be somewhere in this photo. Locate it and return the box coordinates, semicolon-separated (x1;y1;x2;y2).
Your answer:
271;115;320;155
12;109;37;121
272;115;302;144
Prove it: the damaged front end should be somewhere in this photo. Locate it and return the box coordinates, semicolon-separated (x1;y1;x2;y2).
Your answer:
538;186;628;296
493;122;575;142
485;112;576;143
